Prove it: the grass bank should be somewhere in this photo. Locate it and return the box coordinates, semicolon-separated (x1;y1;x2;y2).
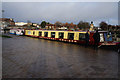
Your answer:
0;34;12;38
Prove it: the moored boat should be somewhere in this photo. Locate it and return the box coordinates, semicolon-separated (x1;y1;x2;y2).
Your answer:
25;29;120;51
9;29;24;35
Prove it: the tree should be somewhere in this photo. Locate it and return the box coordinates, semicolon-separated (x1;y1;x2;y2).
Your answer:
69;22;75;30
77;21;90;30
27;20;32;29
64;22;69;29
99;21;108;30
55;21;62;27
47;22;50;24
108;25;112;31
41;21;47;28
70;22;74;27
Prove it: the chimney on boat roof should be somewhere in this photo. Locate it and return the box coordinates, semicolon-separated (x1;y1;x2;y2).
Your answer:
89;21;94;31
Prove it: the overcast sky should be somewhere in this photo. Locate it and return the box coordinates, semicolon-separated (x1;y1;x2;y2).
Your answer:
2;2;118;26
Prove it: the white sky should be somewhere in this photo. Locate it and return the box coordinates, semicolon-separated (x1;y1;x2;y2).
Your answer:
1;1;119;26
1;0;120;2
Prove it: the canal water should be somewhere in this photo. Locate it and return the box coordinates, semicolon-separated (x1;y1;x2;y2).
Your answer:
2;34;118;78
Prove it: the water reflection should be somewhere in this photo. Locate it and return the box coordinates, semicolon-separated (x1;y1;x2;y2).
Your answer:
2;34;118;78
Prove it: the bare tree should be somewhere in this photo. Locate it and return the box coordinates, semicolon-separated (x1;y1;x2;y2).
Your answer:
99;21;108;30
77;21;90;30
55;21;62;27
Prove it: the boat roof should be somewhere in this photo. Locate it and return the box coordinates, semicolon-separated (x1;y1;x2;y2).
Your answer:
26;29;108;33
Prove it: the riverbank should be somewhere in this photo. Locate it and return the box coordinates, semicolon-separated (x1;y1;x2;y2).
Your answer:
0;34;12;38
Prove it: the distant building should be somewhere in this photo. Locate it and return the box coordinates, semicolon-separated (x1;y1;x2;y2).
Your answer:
57;26;67;30
27;22;33;26
15;22;27;26
0;18;15;28
45;24;56;30
33;23;40;28
33;23;37;27
108;25;120;31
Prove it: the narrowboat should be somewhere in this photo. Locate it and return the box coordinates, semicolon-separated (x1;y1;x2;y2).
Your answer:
9;29;24;36
25;29;120;51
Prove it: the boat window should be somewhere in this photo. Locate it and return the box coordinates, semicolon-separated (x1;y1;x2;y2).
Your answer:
117;34;120;38
59;32;64;39
28;31;31;34
100;33;104;42
68;33;74;40
44;32;48;37
33;31;35;35
107;32;112;41
104;33;107;41
39;32;42;36
104;32;112;41
79;33;85;40
51;32;55;38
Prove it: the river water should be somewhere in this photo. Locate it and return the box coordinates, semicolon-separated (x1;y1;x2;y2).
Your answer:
2;34;118;78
